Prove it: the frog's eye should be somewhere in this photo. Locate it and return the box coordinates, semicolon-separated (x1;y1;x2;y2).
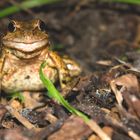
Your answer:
8;22;16;32
38;20;47;32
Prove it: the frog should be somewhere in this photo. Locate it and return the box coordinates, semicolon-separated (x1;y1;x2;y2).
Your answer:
0;19;81;94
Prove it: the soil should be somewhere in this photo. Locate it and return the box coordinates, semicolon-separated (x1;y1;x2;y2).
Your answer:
0;1;140;140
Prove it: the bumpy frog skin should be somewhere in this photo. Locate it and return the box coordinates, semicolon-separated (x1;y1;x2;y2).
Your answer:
0;19;81;93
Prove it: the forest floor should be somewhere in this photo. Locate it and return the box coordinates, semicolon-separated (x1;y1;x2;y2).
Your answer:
0;1;140;140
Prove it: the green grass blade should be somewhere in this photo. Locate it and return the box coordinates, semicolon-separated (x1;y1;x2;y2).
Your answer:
0;0;62;18
8;92;25;103
102;0;140;5
39;62;90;123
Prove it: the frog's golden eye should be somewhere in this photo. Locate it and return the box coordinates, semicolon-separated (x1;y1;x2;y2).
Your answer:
38;20;47;32
8;21;16;32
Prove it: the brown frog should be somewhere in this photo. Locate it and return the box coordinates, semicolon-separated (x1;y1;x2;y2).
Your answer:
0;19;81;93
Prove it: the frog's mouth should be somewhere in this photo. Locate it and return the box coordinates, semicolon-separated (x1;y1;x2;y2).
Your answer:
10;48;44;59
2;38;48;52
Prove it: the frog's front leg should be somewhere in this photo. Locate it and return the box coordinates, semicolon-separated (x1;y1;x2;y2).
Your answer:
47;51;71;89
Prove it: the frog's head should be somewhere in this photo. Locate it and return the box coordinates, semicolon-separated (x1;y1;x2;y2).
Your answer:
2;19;49;59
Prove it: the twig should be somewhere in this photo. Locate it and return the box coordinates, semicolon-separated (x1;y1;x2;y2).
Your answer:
6;105;36;130
87;120;111;140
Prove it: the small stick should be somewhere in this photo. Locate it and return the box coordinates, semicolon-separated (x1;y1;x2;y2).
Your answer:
6;105;36;130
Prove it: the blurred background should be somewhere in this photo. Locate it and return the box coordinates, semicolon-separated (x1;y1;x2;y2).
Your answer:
0;0;140;73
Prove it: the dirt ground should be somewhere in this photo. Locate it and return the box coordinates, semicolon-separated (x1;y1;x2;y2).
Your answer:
0;1;140;140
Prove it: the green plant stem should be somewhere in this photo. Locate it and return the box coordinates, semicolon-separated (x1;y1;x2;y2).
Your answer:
39;62;90;123
8;92;25;103
0;0;62;18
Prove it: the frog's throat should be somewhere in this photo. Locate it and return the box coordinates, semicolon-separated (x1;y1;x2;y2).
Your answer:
2;38;48;52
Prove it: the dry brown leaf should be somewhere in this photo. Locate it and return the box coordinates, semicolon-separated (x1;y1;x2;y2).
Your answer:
48;116;92;140
110;74;139;108
102;126;113;138
88;134;101;140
